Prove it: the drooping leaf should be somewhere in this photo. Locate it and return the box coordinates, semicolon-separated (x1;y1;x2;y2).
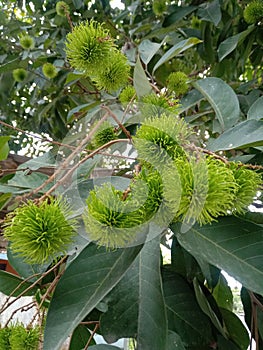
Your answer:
220;308;249;350
197;0;221;26
138;39;164;65
153;38;202;73
101;236;168;350
0;270;38;297
163;269;213;346
133;57;152;97
174;216;263;295
212;274;233;311
218;26;255;62
208;120;263;151
69;324;95;350
0;136;10;161
247;96;263;121
192;77;240;131
43;243;142;350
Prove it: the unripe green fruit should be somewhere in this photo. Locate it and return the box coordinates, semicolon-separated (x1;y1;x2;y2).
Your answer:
19;35;35;50
119;85;137;106
65;20;115;75
141;93;180;117
9;324;39;350
13;68;28;82
0;327;11;350
152;0;167;16
93;51;130;92
91;121;117;149
244;1;263;24
3;198;77;264
56;1;70;16
42;63;58;79
166;71;189;95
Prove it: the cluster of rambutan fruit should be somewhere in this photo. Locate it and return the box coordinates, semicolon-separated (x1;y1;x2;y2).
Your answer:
0;323;40;350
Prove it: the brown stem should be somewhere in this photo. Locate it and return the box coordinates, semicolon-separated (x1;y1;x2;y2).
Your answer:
101;104;131;140
84;323;100;350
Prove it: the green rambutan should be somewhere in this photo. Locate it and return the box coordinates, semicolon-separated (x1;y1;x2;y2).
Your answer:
93;51;130;92
42;63;58;79
244;0;263;24
0;327;11;350
90;121;117;149
65;20;115;74
119;85;137;106
56;1;70;16
166;71;189;96
12;68;28;82
230;163;262;214
133;114;193;161
9;324;39;350
152;0;167;16
3;198;77;264
19;35;35;50
141;93;180;117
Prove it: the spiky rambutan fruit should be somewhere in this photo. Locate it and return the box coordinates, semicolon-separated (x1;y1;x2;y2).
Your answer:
230;163;262;214
83;183;145;248
119;85;137;106
19;35;35;50
0;327;11;350
152;0;167;16
3;198;77;264
90;121;117;149
166;71;189;96
244;1;263;24
42;63;58;79
133;114;193;161
9;324;40;350
141;93;180;117
93;51;130;92
65;20;115;75
13;68;28;82
56;1;70;16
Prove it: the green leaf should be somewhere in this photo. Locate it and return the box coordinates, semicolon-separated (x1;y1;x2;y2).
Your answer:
69;324;95;350
208;120;263;151
43;243;142;350
0;58;28;73
192;77;240;131
153;38;202;73
218;26;255;62
197;0;221;26
175;216;263;295
0;136;10;161
247;96;263;121
0;270;38;297
166;330;186;350
163;6;197;27
138;39;164;65
220;308;249;350
101;237;168;350
212;274;233;311
0;193;12;210
163;269;213;346
193;278;227;337
137;236;167;350
133;57;152;97
67;102;101;122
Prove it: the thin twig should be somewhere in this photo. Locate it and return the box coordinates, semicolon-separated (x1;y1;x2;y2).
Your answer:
101;104;131;140
4;301;36;327
84;323;100;350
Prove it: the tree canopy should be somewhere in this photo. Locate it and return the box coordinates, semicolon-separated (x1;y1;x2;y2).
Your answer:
0;0;263;349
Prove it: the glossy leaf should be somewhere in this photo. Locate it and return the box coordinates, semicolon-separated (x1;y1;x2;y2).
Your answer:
166;330;186;350
0;270;38;297
163;6;197;27
163;269;213;346
197;0;221;26
133;57;152;97
69;324;95;349
153;38;202;73
212;274;233;311
192;77;240;131
175;216;263;295
218;26;255;62
43;243;142;350
208;120;263;151
0;135;10;161
138;39;164;65
247;96;263;121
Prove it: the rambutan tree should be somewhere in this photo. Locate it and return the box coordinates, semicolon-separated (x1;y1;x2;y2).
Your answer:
0;1;262;349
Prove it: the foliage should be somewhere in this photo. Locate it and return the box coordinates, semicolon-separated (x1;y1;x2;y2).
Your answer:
0;1;263;350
